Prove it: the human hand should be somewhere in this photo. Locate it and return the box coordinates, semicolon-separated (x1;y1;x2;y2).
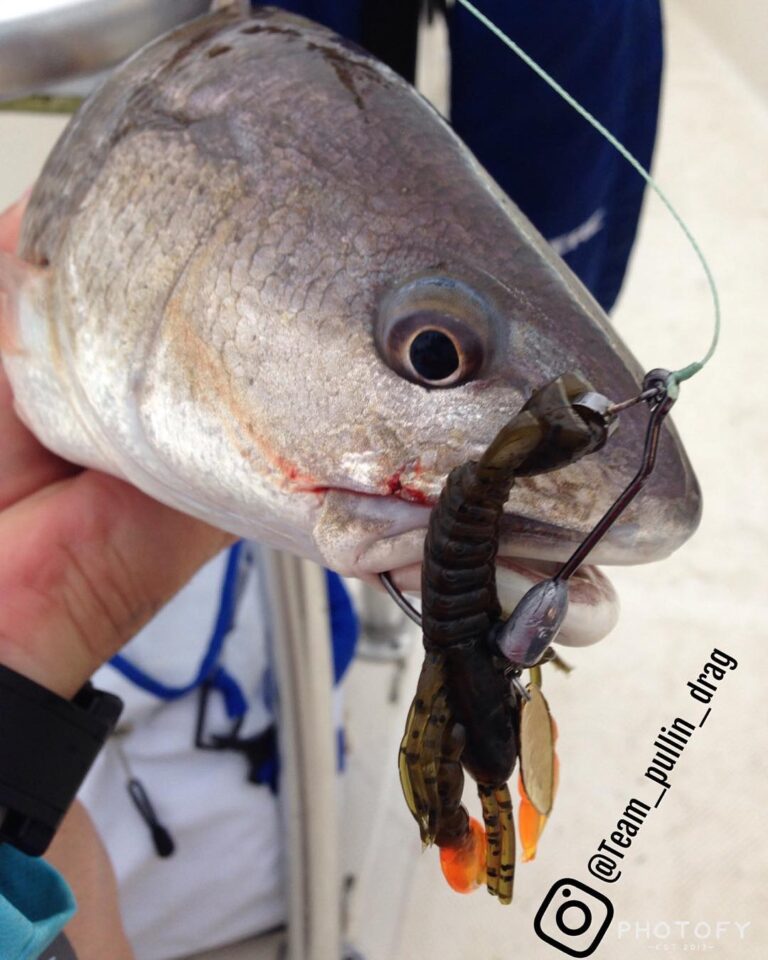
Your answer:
0;194;234;698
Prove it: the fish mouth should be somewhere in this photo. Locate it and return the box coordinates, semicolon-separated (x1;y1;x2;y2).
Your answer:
312;489;624;647
311;419;701;645
383;553;618;648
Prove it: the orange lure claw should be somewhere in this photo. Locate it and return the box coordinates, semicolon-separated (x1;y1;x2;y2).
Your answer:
439;817;487;894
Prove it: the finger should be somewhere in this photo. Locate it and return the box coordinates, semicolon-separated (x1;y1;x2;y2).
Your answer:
0;189;79;508
0;191;30;253
0;470;235;697
0;363;79;511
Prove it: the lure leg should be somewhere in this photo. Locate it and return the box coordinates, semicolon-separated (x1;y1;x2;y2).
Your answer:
398;654;449;844
435;722;489;895
478;782;515;904
478;785;500;898
434;721;468;848
494;784;515;905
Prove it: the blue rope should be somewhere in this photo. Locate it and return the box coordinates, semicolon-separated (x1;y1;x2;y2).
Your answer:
110;542;245;710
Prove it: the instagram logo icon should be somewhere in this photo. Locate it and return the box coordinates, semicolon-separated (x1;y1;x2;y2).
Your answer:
533;879;614;957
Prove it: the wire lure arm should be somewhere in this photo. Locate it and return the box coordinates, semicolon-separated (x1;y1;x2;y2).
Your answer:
555;368;675;582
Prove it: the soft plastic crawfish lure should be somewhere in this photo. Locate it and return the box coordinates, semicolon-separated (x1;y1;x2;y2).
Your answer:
389;367;677;904
396;373;612;904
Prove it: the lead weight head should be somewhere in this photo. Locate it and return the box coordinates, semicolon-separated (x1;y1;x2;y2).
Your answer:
492;578;569;667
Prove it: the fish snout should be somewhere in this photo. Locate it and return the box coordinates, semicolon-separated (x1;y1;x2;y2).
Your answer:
497;403;702;567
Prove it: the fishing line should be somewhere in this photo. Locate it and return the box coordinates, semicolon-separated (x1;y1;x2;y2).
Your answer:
454;0;720;391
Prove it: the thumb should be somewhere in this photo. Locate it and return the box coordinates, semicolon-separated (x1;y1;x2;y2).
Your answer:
0;191;31;254
0;469;234;698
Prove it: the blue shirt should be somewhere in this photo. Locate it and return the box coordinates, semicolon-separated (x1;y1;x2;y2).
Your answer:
0;846;75;960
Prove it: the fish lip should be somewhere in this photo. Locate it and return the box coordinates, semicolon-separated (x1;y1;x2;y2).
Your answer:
366;540;596;587
314;477;680;646
310;482;687;569
381;554;619;648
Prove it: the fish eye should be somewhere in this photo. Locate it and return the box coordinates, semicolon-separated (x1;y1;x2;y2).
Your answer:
376;275;491;388
386;313;480;387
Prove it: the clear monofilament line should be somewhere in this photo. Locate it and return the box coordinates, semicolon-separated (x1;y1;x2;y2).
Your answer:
455;0;721;387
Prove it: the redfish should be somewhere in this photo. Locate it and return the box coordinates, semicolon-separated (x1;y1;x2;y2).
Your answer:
0;7;700;646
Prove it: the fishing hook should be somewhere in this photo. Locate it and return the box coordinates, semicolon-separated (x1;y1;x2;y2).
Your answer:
379;570;422;627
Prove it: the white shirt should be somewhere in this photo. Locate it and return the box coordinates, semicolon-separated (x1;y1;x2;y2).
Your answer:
80;545;287;960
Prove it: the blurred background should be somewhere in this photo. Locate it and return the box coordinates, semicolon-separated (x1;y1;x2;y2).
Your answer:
0;2;765;958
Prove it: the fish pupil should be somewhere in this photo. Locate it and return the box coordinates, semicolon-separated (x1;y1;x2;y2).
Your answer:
410;329;460;382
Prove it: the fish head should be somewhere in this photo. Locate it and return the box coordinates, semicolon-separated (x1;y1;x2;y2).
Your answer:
5;8;701;646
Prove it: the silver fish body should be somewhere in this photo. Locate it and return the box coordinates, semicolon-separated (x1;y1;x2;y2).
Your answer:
0;7;701;645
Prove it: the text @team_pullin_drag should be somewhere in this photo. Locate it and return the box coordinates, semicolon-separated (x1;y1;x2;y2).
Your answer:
587;647;738;884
